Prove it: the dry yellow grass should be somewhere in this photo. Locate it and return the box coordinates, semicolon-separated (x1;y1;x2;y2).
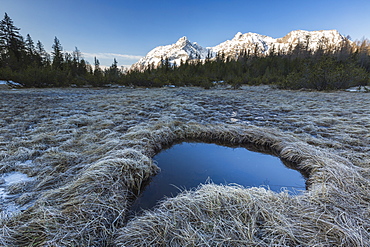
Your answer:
0;86;369;246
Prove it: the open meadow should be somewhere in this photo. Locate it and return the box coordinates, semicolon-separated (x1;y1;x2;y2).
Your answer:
0;85;370;246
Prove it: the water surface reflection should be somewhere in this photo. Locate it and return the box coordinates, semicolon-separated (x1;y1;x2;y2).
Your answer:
133;142;306;212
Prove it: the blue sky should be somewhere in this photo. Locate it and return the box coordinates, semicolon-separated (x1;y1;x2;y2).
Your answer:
1;0;369;67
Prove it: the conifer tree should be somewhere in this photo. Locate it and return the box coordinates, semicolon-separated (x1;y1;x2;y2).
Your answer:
106;58;120;83
0;13;22;49
94;56;100;72
0;13;25;68
36;40;49;66
73;46;81;63
25;34;35;56
52;36;63;70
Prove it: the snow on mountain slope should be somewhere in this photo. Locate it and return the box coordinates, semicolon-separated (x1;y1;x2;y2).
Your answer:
276;30;348;52
212;32;276;57
130;30;350;71
131;36;210;71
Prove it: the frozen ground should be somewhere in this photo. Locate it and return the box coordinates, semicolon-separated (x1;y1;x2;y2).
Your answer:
0;169;34;219
0;86;369;246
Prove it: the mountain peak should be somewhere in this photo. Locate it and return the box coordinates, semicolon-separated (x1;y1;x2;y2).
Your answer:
130;29;351;71
176;36;189;45
233;32;243;40
279;29;345;42
130;35;209;71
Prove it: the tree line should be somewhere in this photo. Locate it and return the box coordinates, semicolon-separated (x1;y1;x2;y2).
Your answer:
1;12;369;90
126;38;370;90
0;13;121;87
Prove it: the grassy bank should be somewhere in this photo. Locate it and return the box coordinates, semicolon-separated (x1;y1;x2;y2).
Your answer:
0;86;369;246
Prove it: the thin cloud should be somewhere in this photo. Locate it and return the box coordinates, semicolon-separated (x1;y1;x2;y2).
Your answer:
82;52;143;60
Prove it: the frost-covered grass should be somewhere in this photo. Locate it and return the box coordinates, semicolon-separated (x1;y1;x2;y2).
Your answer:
0;86;369;246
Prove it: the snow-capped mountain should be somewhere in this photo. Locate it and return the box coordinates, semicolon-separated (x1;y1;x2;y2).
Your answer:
130;30;350;71
275;30;349;53
212;32;276;57
130;36;210;72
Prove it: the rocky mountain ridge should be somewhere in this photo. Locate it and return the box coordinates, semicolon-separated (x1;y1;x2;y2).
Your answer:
130;30;350;71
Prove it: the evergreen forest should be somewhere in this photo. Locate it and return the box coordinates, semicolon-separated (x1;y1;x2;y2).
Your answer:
1;13;369;90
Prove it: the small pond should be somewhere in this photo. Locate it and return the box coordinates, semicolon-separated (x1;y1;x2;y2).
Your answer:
132;142;306;212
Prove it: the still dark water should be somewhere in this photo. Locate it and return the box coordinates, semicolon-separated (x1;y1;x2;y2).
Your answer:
132;142;306;212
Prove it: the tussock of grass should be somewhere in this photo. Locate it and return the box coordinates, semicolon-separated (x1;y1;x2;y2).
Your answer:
117;122;370;246
0;87;369;246
5;148;158;246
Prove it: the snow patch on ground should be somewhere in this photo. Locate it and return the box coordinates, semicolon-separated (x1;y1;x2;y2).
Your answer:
0;80;23;88
1;168;35;219
346;86;369;92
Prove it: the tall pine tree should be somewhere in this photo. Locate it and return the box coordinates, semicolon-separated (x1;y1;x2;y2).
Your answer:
52;36;63;70
0;13;25;69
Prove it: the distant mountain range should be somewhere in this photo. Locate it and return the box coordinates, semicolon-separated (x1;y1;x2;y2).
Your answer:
130;30;350;71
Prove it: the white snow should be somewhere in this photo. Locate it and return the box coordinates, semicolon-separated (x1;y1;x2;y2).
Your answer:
1;172;34;200
131;36;211;71
8;80;23;87
0;80;23;87
1;171;35;219
346;86;369;92
130;30;350;71
3;172;33;185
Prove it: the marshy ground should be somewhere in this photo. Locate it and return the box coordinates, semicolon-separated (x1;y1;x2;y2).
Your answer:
0;86;369;246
